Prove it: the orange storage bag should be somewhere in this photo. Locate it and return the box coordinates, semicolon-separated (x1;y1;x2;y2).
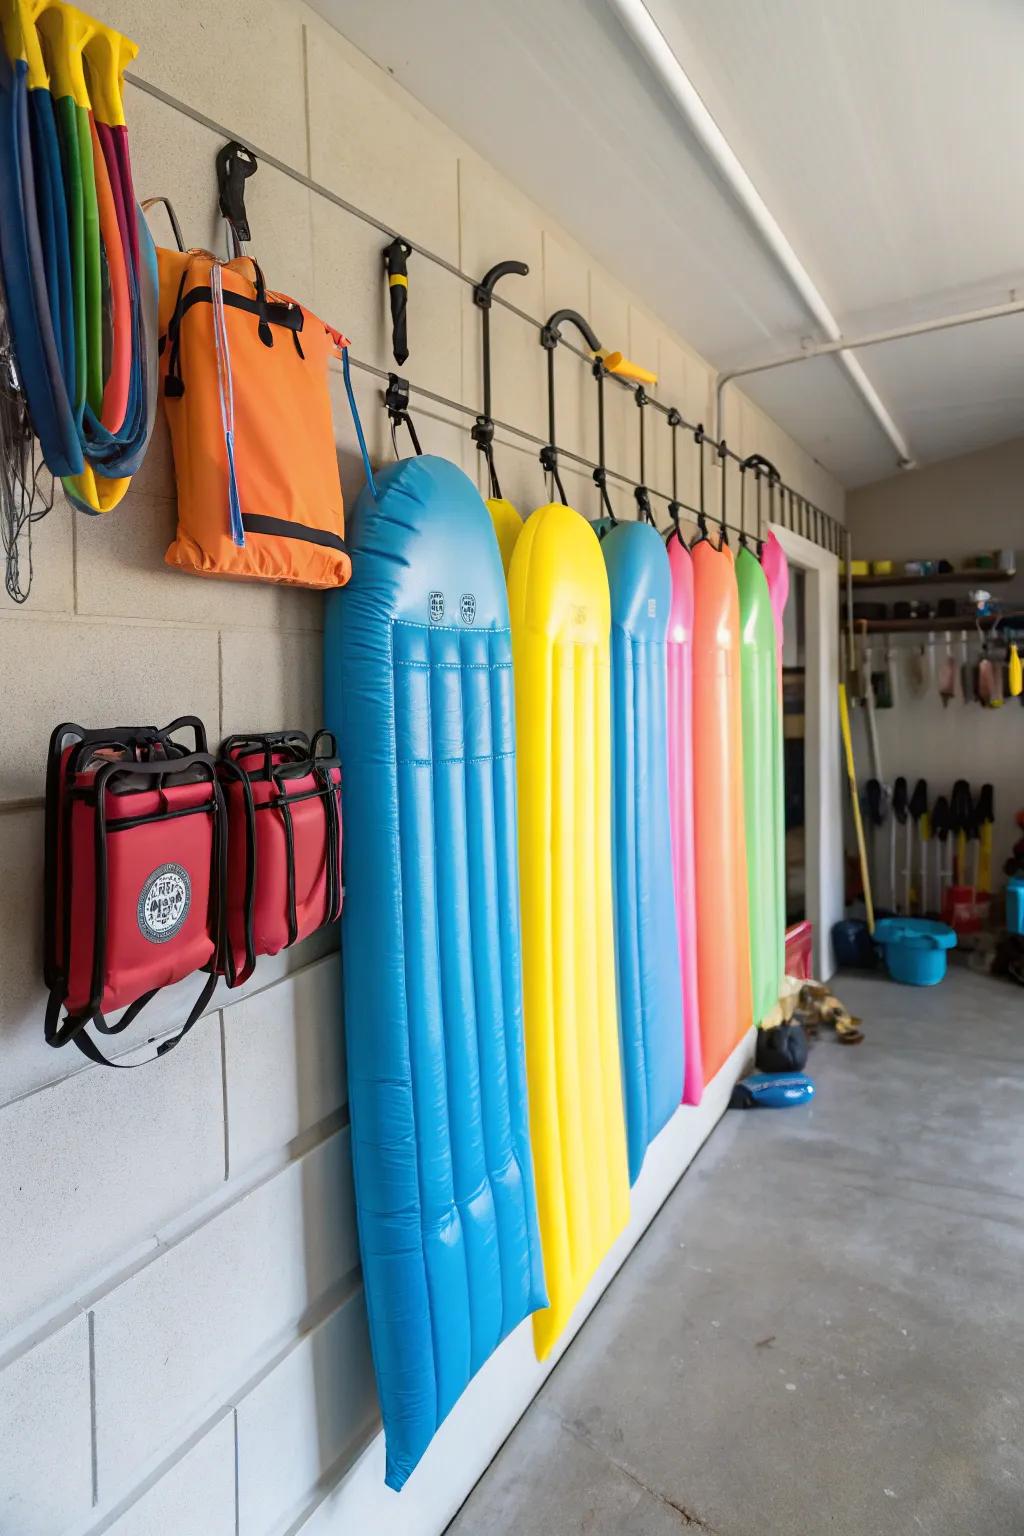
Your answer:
157;248;351;588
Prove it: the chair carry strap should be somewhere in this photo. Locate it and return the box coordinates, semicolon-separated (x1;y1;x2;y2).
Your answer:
45;969;218;1068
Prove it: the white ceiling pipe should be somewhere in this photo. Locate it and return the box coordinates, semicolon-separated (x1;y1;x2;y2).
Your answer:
606;0;915;469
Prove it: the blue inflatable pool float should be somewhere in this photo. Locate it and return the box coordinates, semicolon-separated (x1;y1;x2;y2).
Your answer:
873;917;957;986
597;519;684;1183
731;1072;815;1109
325;456;546;1490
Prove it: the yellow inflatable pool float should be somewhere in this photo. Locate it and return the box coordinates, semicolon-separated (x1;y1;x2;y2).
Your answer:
509;501;630;1359
487;495;524;576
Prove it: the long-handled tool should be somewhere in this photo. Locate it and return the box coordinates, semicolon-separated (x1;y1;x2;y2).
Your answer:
839;683;874;931
891;776;908;913
865;778;884;912
931;794;950;912
909;779;928;915
938;633;958;707
951;780;972;886
977;784;995;893
856;623;884;782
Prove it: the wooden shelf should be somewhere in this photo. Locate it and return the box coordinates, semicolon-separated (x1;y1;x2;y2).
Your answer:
846;613;1024;634
849;568;1015;589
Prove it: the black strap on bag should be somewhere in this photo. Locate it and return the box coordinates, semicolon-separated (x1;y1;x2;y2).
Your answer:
44;750;227;1068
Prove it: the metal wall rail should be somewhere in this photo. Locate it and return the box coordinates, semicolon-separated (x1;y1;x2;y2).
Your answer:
345;354;846;554
125;69;845;554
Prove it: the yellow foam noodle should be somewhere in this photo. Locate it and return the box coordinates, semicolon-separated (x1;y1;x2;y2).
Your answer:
4;1;45;86
64;462;130;512
30;1;136;119
485;496;523;577
508;501;630;1360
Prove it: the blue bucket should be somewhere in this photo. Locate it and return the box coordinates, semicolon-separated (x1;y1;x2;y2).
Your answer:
1008;877;1024;937
873;917;957;986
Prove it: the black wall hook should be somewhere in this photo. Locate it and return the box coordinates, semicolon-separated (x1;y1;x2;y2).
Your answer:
216;141;257;255
384;374;422;458
634;485;654;525
540;308;601;353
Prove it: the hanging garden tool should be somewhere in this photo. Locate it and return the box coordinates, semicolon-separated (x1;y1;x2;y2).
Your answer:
471;258;529;573
856;622;884;788
384;238;411;367
865;778;884;913
938;632;958;706
907;636;930;697
918;786;932;915
0;0;157;514
976;623;996;706
976;784;995;893
909;779;928;914
839;683;874;931
216;140;258;257
539;306;602;509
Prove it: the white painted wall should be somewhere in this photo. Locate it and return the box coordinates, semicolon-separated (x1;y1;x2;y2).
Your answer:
0;5;842;1533
847;438;1024;884
770;527;842;980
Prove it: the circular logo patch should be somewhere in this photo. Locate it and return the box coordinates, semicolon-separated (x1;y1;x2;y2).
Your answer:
460;593;477;625
137;864;191;944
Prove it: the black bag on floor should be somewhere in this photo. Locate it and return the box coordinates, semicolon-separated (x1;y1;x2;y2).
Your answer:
756;1021;809;1074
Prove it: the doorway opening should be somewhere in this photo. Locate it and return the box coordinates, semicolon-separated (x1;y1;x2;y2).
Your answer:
783;568;807;926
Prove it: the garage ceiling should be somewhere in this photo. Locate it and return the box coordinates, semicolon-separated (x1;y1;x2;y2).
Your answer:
309;0;1024;487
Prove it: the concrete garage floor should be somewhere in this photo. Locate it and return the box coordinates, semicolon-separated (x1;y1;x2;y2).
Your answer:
447;967;1024;1536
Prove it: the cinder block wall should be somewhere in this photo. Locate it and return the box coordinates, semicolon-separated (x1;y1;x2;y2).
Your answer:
0;6;844;1535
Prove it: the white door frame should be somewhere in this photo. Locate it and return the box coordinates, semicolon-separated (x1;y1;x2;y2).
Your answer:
769;522;843;980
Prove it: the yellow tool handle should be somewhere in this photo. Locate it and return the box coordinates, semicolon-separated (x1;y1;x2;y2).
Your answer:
979;823;993;893
838;683;874;931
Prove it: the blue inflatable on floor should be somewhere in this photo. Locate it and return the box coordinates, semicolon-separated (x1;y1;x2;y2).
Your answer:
597;519;684;1183
325;454;546;1491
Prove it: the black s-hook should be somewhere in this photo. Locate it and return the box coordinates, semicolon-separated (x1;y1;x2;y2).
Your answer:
634;386;655;525
540;308;601;507
592;358;617;523
472;259;529;500
665;408;685;547
691;424;710;548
